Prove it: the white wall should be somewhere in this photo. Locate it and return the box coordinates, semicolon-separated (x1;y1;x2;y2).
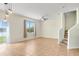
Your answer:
65;11;76;30
0;10;5;19
0;10;42;43
35;20;42;37
68;8;79;49
42;14;61;39
7;14;25;43
68;24;79;49
8;14;42;43
41;8;78;41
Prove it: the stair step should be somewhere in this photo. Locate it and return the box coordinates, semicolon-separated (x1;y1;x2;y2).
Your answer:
62;40;67;42
65;33;68;35
65;34;68;36
60;30;68;46
60;43;67;46
64;36;68;37
60;42;67;46
63;40;67;42
64;38;67;40
65;30;68;34
65;30;68;32
64;36;68;38
62;41;67;45
65;32;68;34
61;39;67;45
65;31;68;32
64;35;68;36
64;35;68;37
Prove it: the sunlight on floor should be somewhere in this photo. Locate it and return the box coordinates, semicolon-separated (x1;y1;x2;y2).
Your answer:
25;41;36;56
0;43;7;52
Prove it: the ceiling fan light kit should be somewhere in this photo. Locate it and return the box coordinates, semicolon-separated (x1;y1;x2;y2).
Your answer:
3;3;13;19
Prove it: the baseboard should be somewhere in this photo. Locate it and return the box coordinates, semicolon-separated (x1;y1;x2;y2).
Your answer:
67;46;79;49
7;37;42;44
6;37;58;44
40;37;58;40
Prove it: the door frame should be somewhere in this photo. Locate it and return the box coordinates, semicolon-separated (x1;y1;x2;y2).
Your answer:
24;20;36;39
58;9;77;49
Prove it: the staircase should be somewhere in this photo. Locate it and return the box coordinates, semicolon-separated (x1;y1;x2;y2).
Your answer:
61;30;68;46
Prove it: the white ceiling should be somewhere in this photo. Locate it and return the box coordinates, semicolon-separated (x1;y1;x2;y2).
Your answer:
0;3;79;19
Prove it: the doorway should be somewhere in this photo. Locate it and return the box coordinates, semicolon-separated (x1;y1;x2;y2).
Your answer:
61;11;76;45
64;11;76;31
24;20;36;39
0;20;9;43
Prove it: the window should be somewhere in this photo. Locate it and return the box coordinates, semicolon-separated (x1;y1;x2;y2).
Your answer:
24;20;36;38
0;20;9;43
26;21;34;32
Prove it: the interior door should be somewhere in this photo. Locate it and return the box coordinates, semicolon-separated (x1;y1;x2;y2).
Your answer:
24;20;36;39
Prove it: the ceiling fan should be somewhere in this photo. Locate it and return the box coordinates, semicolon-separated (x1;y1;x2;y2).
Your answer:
0;3;14;19
4;3;13;14
40;15;48;21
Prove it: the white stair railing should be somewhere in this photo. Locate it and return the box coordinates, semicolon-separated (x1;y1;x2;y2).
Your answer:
68;24;79;49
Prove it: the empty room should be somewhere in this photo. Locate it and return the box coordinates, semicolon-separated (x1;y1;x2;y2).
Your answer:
0;3;79;56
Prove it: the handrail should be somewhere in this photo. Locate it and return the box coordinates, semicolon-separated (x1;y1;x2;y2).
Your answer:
68;24;79;49
68;24;78;32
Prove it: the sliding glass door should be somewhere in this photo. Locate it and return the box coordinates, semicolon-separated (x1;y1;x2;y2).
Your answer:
0;20;9;43
24;20;36;39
